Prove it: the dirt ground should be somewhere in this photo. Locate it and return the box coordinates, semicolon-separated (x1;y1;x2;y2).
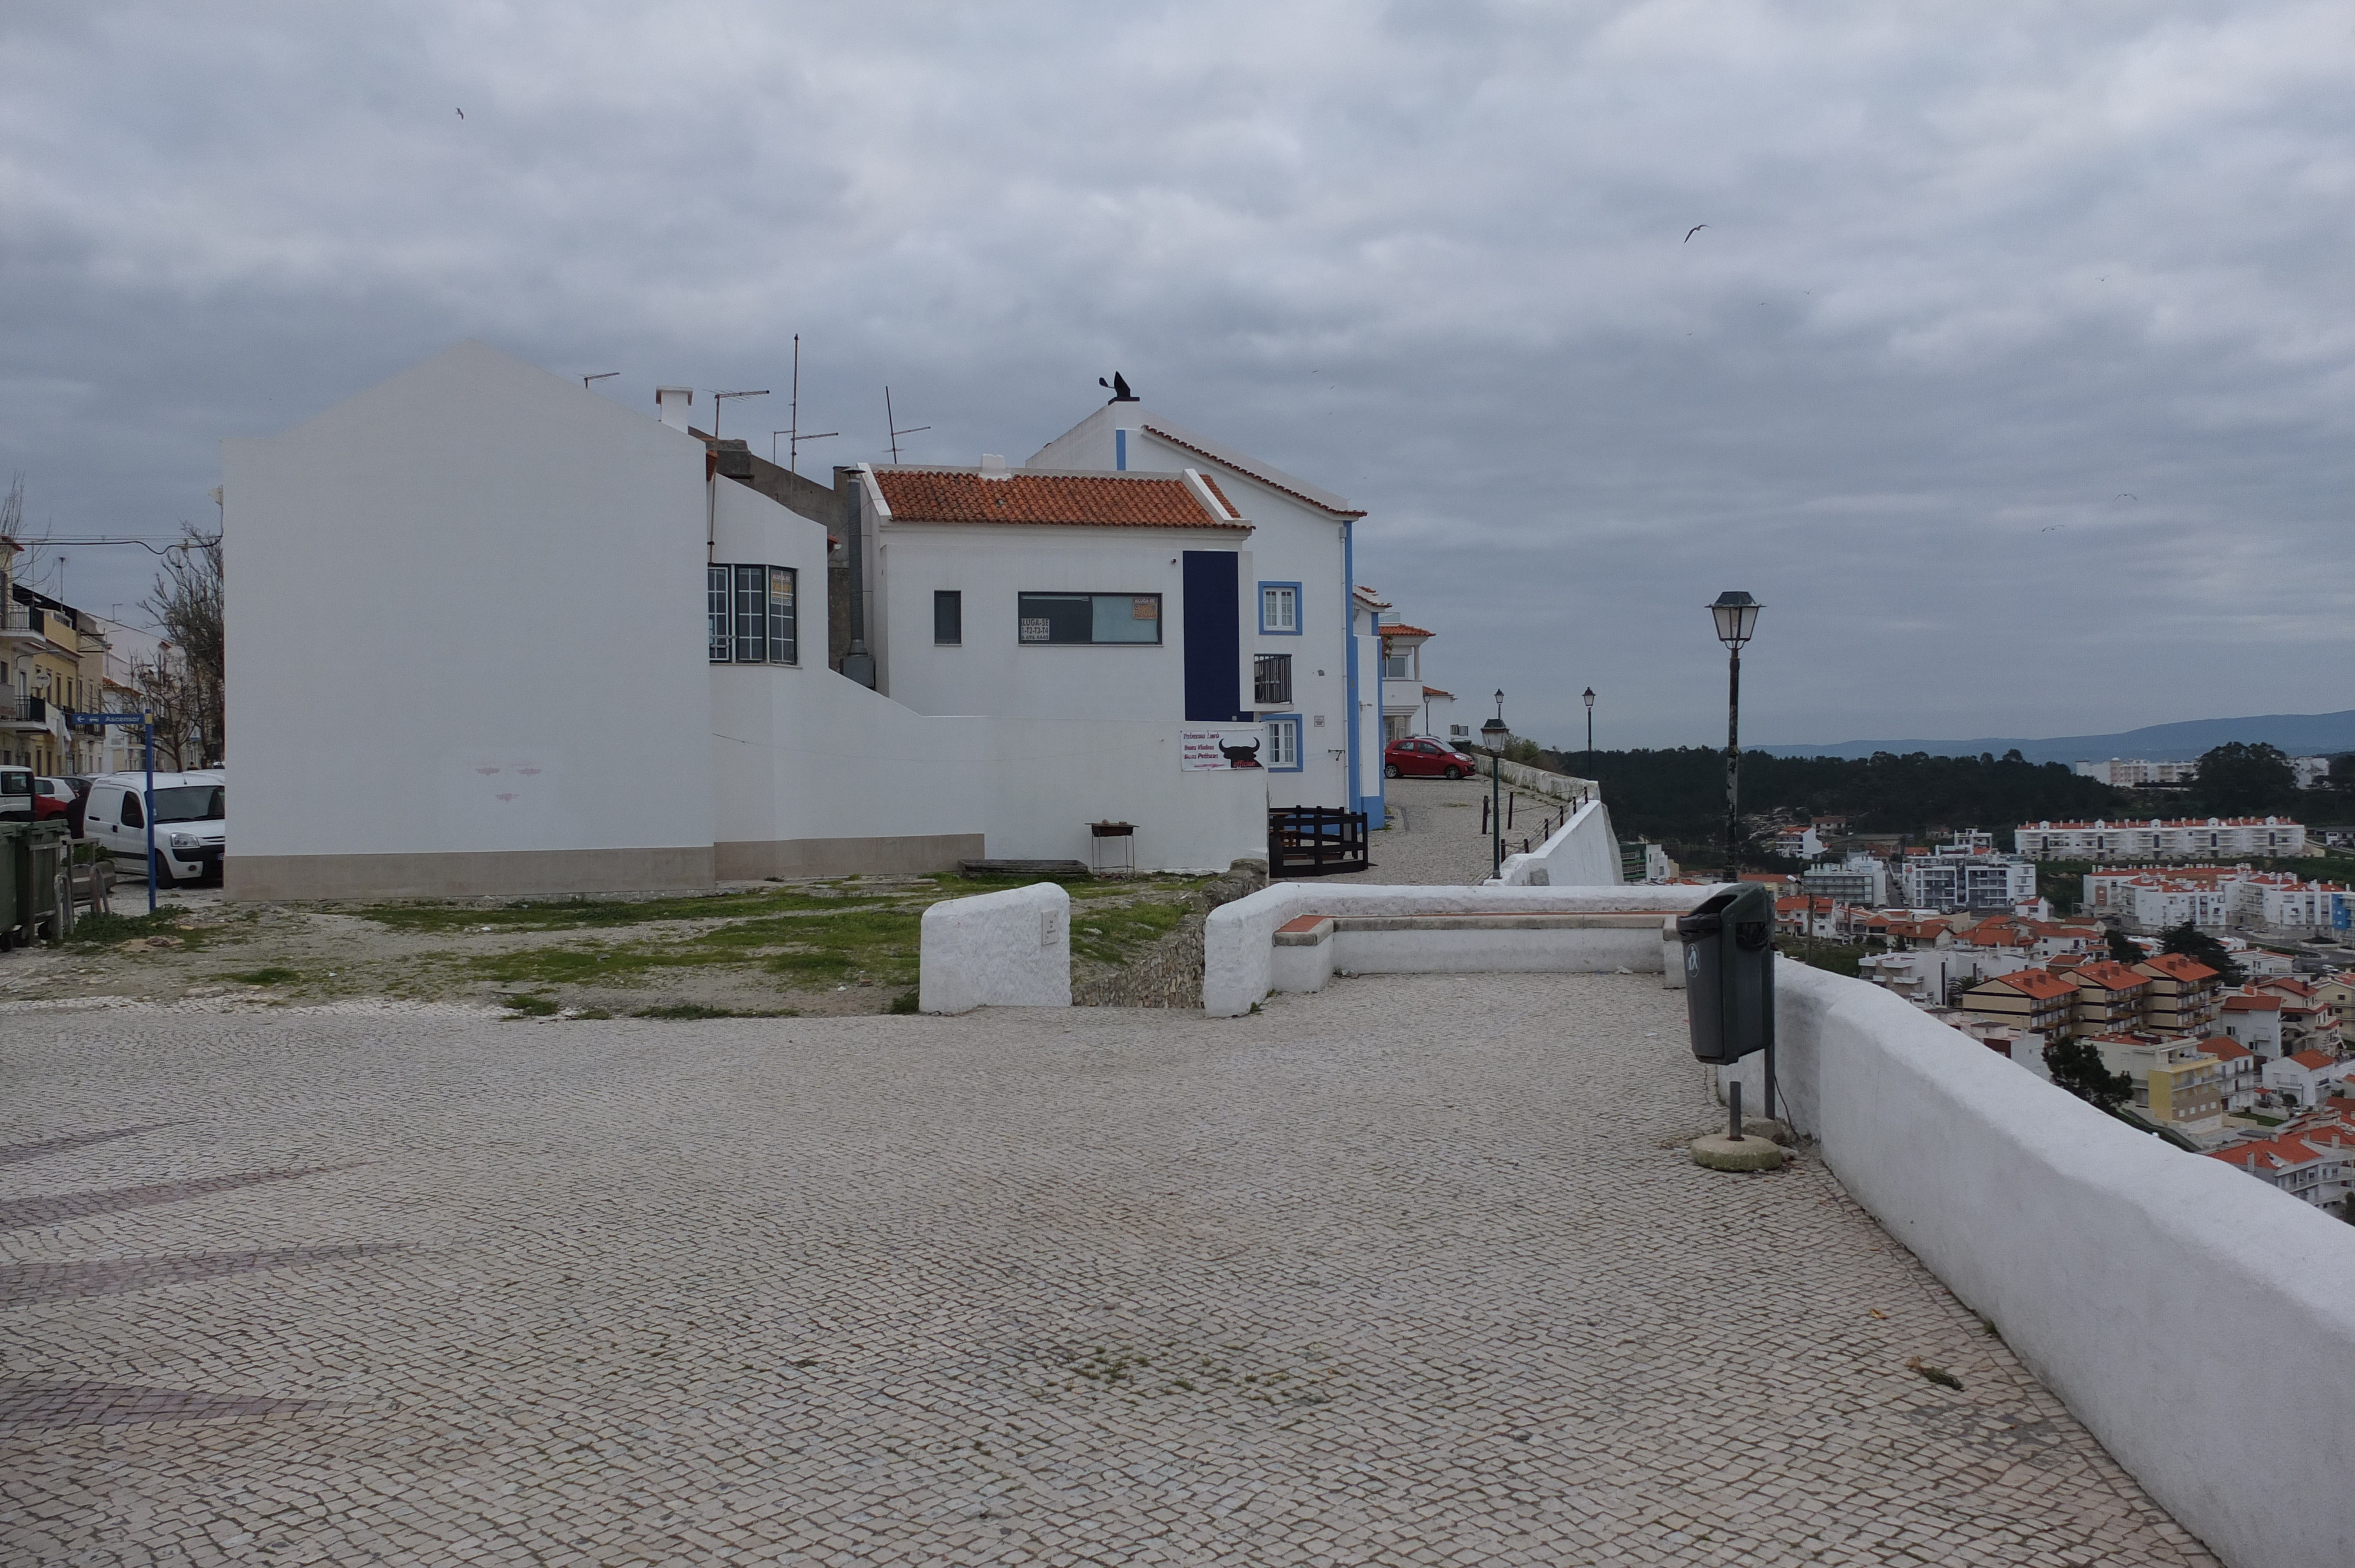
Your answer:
0;871;1236;1020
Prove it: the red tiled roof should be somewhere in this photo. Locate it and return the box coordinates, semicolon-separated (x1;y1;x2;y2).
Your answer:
1989;969;2077;1001
2285;1049;2340;1071
2223;994;2282;1012
2139;953;2218;984
871;469;1245;529
1379;625;1435;639
2195;1037;2252;1061
2074;961;2152;993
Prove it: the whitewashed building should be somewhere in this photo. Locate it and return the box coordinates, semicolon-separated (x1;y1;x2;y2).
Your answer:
2014;817;2307;860
223;343;1271;899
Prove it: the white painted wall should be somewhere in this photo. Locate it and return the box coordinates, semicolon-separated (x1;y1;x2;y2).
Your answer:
1028;404;1356;813
1760;961;2355;1568
873;521;1206;723
1205;883;1715;1016
919;882;1071;1013
1492;799;1624;888
223;340;713;862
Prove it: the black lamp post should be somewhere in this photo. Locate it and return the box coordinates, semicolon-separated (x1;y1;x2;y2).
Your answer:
1710;592;1762;877
1582;686;1596;780
1480;689;1509;878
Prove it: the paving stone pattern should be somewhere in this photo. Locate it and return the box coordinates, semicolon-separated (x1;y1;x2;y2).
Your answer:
1301;776;1563;887
2;975;2216;1566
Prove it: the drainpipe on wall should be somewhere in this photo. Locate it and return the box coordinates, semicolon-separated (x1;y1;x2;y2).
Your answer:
1342;520;1363;819
837;464;876;689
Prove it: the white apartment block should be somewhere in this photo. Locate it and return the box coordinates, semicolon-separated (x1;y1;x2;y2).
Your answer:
2082;865;2350;932
2074;758;2200;788
2014;817;2306;860
1899;849;2038;911
1802;854;1888;908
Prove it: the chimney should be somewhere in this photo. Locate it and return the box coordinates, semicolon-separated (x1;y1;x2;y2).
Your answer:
979;453;1009;481
655;386;694;431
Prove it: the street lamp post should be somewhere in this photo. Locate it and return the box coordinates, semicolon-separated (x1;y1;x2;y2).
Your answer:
1582;686;1596;780
1480;689;1509;879
1710;592;1762;878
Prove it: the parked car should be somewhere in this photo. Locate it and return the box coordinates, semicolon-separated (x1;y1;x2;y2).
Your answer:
31;776;76;822
0;765;29;819
1383;736;1482;779
82;771;226;886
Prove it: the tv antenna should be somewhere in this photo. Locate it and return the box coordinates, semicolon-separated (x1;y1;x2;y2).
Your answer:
581;371;619;389
884;386;929;463
778;335;838;473
711;388;769;439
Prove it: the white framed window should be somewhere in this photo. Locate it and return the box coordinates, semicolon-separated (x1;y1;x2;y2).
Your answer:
1259;583;1301;634
1263;715;1301;770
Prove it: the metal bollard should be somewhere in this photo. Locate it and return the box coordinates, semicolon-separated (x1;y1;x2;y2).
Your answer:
1727;1079;1744;1142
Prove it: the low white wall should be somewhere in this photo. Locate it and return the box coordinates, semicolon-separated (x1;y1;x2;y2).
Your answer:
1492;758;1597;804
918;882;1072;1014
1766;961;2355;1568
1492;798;1623;887
1205;883;1711;1016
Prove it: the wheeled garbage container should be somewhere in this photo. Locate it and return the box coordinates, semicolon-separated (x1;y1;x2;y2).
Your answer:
1677;882;1776;1065
13;820;70;945
0;822;21;948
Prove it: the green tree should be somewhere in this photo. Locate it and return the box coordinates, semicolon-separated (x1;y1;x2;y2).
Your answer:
2044;1038;2134;1111
2158;921;2246;985
2193;742;2298;816
2104;928;2143;966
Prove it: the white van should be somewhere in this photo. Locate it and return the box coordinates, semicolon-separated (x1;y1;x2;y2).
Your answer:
84;771;226;886
0;765;29;820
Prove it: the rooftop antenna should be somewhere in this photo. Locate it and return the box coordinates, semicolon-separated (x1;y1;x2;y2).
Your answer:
884;386;930;464
581;371;619;389
780;335;838;473
711;388;769;440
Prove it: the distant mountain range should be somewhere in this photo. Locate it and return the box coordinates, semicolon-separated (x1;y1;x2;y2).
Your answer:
1756;710;2355;765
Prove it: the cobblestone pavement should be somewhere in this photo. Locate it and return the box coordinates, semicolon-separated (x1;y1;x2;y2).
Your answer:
1298;776;1573;886
2;976;2215;1567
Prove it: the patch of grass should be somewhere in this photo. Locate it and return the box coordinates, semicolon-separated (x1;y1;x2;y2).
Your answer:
500;991;562;1016
1071;901;1191;966
889;989;920;1014
221;966;300;985
64;908;188;946
353;884;901;934
631;1004;800;1019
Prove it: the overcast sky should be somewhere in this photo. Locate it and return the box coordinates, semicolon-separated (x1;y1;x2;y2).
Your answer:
4;1;2350;750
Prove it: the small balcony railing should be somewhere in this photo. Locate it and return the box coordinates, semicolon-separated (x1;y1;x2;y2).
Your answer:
0;691;48;725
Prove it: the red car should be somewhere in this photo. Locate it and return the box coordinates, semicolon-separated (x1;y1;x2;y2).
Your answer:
32;776;77;822
1384;737;1480;779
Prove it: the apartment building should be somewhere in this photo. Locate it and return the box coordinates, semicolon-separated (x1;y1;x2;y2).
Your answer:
1898;845;2038;911
2134;954;2223;1034
2217;989;2284;1059
2263;1049;2353;1111
2087;1032;2227;1140
2068;961;2155;1036
2194;1037;2260;1112
1960;968;2079;1039
2074;758;2200;788
2015;817;2307;860
1802;853;1888;908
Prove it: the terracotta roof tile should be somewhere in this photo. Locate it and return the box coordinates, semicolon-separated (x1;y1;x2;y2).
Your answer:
871;469;1245;529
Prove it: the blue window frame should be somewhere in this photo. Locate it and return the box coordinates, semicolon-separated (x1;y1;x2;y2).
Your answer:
1258;581;1302;635
1263;714;1303;771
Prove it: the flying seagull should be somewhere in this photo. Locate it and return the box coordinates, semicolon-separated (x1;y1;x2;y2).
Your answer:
1098;372;1137;402
455;107;465;118
1684;224;1707;242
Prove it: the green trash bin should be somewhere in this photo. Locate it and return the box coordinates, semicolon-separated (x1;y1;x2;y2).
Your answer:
0;821;21;949
23;820;69;942
1676;882;1777;1066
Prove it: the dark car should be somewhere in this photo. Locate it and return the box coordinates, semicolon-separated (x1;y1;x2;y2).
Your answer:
1384;736;1481;779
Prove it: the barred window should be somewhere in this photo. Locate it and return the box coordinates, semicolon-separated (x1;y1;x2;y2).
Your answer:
708;565;732;662
1253;652;1292;706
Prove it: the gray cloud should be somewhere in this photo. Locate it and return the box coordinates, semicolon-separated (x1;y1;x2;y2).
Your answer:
3;0;2349;748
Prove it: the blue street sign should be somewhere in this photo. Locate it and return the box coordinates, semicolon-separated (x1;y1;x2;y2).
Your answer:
65;712;151;726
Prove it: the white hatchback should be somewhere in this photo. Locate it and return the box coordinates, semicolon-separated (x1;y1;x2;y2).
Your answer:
84;771;227;886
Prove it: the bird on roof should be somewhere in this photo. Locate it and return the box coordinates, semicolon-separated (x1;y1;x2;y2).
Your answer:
1684;224;1707;242
1099;373;1137;403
